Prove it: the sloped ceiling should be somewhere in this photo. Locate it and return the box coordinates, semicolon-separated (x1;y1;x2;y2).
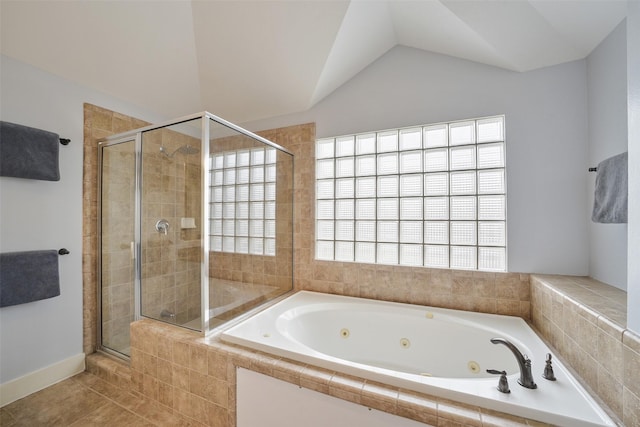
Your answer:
0;1;627;123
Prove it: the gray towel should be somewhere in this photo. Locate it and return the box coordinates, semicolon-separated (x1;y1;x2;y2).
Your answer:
0;121;60;181
0;250;61;308
592;152;627;223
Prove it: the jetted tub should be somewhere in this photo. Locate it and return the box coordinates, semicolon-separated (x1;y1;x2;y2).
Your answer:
222;291;615;427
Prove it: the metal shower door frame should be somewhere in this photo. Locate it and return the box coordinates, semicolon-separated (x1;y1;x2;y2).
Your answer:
97;133;141;360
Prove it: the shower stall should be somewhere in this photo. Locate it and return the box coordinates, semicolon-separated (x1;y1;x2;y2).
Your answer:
97;112;294;358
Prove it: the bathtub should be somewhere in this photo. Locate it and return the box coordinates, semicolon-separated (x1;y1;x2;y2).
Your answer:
222;291;615;427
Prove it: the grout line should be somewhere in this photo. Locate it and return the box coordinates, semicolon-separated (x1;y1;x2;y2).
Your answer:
74;373;164;426
67;396;121;427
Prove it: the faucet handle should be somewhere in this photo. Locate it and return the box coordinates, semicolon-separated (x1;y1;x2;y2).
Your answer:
543;353;556;381
487;369;511;394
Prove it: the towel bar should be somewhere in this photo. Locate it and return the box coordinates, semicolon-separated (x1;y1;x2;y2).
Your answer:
588;167;597;172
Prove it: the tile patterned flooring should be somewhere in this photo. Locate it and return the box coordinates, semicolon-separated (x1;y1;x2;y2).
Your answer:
0;372;195;426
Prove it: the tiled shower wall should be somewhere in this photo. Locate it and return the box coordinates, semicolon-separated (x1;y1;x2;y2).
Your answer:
83;104;150;354
140;126;202;325
83;104;202;354
100;142;136;352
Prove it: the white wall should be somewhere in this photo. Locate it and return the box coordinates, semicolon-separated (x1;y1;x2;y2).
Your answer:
586;21;628;291
627;0;640;334
0;55;165;385
245;46;590;275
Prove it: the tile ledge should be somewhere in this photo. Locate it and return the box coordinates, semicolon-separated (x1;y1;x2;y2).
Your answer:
531;274;627;334
86;351;129;371
623;329;640;354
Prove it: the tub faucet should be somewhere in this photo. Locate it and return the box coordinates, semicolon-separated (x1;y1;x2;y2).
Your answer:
490;337;537;389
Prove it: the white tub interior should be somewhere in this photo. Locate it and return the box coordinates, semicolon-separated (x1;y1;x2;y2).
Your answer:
222;291;615;427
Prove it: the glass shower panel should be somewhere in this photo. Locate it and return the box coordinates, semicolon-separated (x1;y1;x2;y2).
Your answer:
207;118;294;330
100;139;136;357
140;118;203;330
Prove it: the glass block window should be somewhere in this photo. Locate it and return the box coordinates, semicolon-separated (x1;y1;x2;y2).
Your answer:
315;116;506;271
210;147;277;255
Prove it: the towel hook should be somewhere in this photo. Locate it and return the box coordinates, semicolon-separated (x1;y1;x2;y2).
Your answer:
588;167;598;172
59;138;70;146
58;248;70;255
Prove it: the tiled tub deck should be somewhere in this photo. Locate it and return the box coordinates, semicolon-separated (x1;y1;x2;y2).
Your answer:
118;319;550;427
531;275;639;426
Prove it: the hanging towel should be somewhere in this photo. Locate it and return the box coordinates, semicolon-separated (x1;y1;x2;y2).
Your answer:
0;250;61;308
0;121;60;181
592;151;628;223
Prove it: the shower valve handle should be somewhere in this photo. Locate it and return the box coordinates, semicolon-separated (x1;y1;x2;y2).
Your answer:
155;219;170;235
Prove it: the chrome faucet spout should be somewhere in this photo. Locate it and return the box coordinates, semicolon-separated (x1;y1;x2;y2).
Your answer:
490;337;537;389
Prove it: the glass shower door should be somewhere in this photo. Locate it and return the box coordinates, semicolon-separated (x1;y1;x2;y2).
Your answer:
99;138;137;357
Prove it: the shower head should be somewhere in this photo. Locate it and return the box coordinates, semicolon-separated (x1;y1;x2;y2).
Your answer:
160;144;200;158
177;145;200;155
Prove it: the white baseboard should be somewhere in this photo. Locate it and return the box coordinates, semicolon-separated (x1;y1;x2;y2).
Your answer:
0;353;86;407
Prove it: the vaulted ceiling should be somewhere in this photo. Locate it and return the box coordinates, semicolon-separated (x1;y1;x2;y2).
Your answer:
0;1;628;124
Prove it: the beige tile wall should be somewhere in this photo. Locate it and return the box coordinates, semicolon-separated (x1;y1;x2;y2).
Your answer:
83;104;151;354
84;105;203;353
100;141;136;352
140;125;202;325
531;275;638;425
207;132;294;292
